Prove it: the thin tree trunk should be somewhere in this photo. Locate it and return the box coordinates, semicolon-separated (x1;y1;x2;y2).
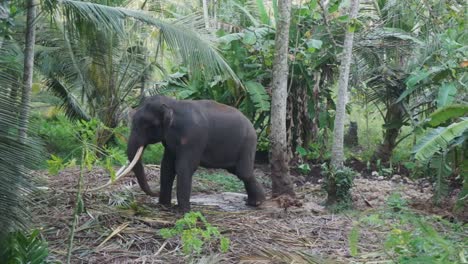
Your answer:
330;0;359;169
0;0;9;49
374;103;404;162
269;0;295;198
19;0;36;141
328;0;359;205
202;0;210;29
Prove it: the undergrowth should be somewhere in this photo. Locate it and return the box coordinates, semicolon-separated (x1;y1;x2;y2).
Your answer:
160;212;230;256
349;193;467;263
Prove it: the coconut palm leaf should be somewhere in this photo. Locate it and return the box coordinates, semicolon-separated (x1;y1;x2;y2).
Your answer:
0;77;43;255
54;0;239;83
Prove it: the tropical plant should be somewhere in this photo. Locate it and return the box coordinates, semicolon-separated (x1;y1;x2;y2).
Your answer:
34;0;240;148
160;212;230;256
2;229;49;264
352;0;466;162
412;104;468;203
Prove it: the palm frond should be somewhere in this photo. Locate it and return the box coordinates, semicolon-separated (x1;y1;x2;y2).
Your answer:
44;77;90;121
55;0;239;83
0;74;43;252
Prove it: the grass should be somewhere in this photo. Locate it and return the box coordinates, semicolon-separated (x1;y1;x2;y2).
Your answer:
194;170;245;193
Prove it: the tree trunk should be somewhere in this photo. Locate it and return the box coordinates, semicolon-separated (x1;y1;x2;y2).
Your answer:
202;0;210;29
328;0;359;205
374;103;404;162
269;0;295;198
0;0;9;49
330;0;359;169
19;0;36;141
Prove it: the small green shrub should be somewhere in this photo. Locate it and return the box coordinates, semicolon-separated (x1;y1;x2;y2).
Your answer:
386;192;408;212
353;208;466;263
32;113;82;163
384;219;465;263
160;212;230;255
322;164;356;210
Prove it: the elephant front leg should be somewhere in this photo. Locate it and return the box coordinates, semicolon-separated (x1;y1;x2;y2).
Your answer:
159;150;176;206
175;151;200;213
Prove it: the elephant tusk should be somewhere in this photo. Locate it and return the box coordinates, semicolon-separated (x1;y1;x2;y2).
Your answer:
88;146;144;192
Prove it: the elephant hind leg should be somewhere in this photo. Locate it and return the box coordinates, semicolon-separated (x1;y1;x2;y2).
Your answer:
235;146;266;206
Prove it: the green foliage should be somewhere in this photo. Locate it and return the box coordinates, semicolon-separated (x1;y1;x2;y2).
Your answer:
426;104;468;128
384;220;465;263
386;192;408;212
160;212;230;255
352;200;466;263
413;119;468;163
437;83;457;108
348;225;359;257
323;164;356;210
2;229;49;264
244;81;270;113
33;113;82;163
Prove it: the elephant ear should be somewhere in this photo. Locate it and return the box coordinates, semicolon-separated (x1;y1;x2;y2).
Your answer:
161;104;174;128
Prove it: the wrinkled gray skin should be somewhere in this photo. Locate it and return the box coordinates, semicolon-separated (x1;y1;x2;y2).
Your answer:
127;95;266;212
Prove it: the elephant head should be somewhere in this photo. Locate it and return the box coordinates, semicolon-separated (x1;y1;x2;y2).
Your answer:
89;96;174;195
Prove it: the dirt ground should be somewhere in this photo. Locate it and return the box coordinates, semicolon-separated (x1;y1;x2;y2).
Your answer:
30;164;464;263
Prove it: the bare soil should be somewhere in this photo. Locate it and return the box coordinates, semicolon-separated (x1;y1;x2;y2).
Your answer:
30;164;464;263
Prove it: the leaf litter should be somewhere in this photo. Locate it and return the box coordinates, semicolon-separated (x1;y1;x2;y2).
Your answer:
29;166;463;263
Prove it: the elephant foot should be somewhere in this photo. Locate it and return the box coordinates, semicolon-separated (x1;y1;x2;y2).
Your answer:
246;194;266;207
172;204;191;217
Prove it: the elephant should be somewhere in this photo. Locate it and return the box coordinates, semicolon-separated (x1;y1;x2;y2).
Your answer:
116;95;266;212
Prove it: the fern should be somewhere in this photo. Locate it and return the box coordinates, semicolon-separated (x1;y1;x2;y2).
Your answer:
244;81;270;113
413;118;468;162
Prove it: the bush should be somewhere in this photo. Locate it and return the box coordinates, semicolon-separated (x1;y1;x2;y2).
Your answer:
31;113;82;164
322;164;356;211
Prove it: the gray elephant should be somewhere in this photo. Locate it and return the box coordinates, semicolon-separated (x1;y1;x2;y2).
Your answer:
113;95;266;212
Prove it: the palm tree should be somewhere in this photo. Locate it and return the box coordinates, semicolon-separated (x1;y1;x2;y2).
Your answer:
0;39;42;262
38;0;239;147
19;0;37;141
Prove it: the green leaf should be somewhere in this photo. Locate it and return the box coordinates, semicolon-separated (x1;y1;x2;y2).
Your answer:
256;0;271;25
437;83;457;108
306;39;323;50
413;118;468;162
309;0;317;11
426;104;468;127
397;66;446;102
220;237;230;253
296;146;308;156
242;31;257;45
245;81;270;112
349;225;359;257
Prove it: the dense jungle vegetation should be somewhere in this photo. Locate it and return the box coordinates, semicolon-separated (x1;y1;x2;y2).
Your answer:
0;0;466;263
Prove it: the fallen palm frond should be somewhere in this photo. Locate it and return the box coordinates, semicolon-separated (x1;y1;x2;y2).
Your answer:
30;166;444;263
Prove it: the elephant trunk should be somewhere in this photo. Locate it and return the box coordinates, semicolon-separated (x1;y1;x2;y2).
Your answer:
127;132;159;197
